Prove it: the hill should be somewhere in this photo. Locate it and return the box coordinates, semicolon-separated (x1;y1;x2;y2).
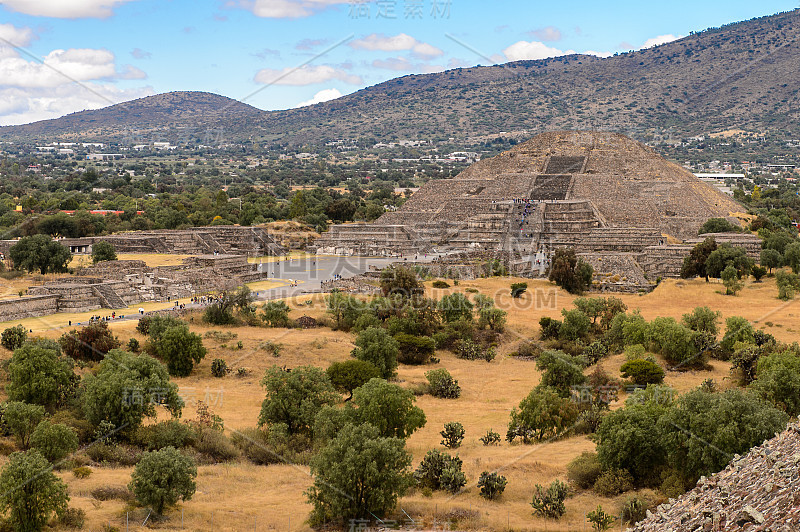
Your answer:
2;9;800;143
0;91;263;141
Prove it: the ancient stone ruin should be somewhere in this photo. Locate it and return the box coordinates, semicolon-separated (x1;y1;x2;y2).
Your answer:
0;225;285;258
2;254;270;321
313;131;749;287
630;423;800;531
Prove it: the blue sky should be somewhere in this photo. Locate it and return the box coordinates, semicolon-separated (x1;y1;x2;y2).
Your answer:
0;0;796;125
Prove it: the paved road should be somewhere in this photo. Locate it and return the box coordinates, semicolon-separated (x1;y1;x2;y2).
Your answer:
251;253;448;301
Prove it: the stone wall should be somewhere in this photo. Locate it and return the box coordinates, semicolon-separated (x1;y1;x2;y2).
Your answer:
0;295;60;322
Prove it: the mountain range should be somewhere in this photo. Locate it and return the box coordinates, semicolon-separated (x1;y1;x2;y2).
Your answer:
2;9;800;144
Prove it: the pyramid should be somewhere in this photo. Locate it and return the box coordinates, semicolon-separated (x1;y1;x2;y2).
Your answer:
313;131;750;284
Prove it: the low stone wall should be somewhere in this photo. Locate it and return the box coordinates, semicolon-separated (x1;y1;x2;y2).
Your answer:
0;294;60;322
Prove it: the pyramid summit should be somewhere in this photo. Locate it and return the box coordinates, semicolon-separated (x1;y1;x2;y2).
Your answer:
314;131;753;287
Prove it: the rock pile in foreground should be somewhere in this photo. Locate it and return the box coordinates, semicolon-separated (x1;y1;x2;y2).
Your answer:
630;423;800;531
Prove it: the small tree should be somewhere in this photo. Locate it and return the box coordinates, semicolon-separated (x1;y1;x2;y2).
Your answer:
784;242;800;274
260;300;290;327
478;306;507;332
307;423;412;525
4;402;46;448
150;324;206;377
425;368;461;399
1;325;27;351
721;264;743;295
751;265;767;282
440;421;465;448
620;359;665;385
326;360;381;399
414;449;466;493
438;293;474;323
0;449;68;532
587;505;616;531
59;321;121;362
380;266;422;298
351;327;399;379
258;365;339;436
9;234;72;275
351;379;426;439
83;349;183;432
507;387;579;443
680;306;721;335
510;282;528;298
394;333;436;365
477;471;507;500
760;248;782;273
530;479;568;519
751;350;800;416
30;421;79;463
681;237;717;280
550;248;591;294
129;447;197;515
7;341;78;409
211;359;228;378
91;241;117;263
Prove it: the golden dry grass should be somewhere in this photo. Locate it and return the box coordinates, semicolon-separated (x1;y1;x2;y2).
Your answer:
2;274;795;530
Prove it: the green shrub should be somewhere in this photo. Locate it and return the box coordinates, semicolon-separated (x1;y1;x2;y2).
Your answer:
479;429;501;446
583;340;608;365
440;421;465;449
192;428;239;462
128;447;197;515
127;337;140;352
30;421;79;463
455;339;496;362
539;316;562;341
681;306;721;334
4;401;45;448
530;479;568;518
230;425;312;466
72;466;92;479
351;327;399;378
58;507;86;529
587;505;616;531
559;309;591;341
620;359;665;385
432;280;450;289
438;293;474;323
477;471;507;500
211;358;228;378
1;325;27;351
425;368;461;399
394;333;436;365
132;420;197;451
507;387;579;443
326;360;381;398
593;469;634;497
620;495;650;525
149;324;206;377
566;452;602;489
510;282;528;298
86;443;142;466
59;321;121;362
260;300;291;327
90;485;133;502
414;449;466;494
536;350;587;397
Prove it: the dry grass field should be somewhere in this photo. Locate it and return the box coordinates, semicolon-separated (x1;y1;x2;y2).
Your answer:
0;274;793;531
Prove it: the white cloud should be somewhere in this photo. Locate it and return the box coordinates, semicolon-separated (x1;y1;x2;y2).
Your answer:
131;48;151;60
254;64;361;85
0;24;36;48
117;64;147;79
503;40;612;61
0;0;136;18
296;87;342;107
503;41;566;61
0;45;151;125
527;26;562;42
642;34;682;48
350;33;443;58
233;0;347;18
0;48;120;89
583;50;613;58
0;84;154;125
